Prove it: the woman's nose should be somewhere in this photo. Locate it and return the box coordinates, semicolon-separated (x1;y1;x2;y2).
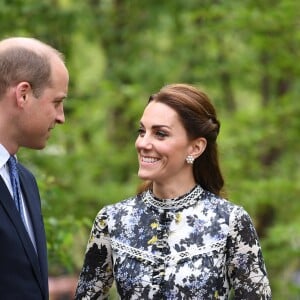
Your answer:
135;135;152;150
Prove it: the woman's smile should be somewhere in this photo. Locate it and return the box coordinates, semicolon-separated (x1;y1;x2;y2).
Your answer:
140;156;160;164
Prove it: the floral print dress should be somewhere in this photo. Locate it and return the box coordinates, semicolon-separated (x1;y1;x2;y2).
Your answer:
75;185;271;299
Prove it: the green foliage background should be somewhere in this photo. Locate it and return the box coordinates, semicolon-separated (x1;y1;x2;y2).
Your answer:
1;0;300;298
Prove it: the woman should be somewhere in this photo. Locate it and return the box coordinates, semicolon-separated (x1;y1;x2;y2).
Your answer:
75;84;272;299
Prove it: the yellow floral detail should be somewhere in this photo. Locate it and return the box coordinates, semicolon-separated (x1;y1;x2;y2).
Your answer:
214;291;219;299
175;213;182;224
99;219;106;227
151;222;158;229
148;235;158;245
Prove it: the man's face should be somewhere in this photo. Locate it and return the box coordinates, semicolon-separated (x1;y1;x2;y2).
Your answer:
19;58;69;149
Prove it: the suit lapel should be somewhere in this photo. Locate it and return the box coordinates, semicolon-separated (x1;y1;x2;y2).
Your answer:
18;166;48;297
0;174;46;297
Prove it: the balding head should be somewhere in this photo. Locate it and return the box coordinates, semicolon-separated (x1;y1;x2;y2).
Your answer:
0;37;64;60
0;37;65;98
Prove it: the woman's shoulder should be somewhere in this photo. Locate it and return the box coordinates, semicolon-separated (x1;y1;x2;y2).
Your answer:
111;193;141;208
199;190;255;232
96;194;141;216
202;189;246;216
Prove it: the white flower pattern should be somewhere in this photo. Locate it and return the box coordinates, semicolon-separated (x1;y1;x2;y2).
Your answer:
75;186;271;299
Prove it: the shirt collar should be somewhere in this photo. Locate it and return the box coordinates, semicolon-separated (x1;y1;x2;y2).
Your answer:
0;144;11;169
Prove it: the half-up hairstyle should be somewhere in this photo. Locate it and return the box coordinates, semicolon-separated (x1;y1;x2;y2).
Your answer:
138;83;224;196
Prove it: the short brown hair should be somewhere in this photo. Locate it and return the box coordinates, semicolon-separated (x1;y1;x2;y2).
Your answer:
0;41;64;98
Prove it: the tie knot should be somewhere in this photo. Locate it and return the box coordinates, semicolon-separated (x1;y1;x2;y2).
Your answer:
8;155;18;173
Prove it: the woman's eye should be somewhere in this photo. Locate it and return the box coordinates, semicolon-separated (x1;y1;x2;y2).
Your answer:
156;131;168;138
137;128;145;136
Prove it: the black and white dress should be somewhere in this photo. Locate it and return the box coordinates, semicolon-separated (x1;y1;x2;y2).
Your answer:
75;185;271;299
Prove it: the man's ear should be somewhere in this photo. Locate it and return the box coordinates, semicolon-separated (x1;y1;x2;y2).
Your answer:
190;137;207;159
15;82;31;107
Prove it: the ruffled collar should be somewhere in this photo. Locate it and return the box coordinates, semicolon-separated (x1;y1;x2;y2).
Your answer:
143;185;203;210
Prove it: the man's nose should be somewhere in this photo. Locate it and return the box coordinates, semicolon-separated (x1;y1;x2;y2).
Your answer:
56;107;65;124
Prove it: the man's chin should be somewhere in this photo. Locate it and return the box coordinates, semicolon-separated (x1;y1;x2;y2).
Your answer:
21;142;47;150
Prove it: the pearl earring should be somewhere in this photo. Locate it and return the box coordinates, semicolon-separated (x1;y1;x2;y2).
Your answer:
186;155;194;164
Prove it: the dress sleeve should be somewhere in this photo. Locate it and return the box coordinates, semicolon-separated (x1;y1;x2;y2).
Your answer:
75;207;114;300
226;206;272;299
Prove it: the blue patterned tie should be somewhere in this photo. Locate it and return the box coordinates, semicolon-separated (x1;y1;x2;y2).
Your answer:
7;155;26;225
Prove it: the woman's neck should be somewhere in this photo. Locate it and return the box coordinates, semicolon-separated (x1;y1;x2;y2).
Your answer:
152;181;197;199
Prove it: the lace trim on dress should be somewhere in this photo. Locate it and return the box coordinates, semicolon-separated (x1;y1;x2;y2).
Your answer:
143;185;203;210
111;238;226;265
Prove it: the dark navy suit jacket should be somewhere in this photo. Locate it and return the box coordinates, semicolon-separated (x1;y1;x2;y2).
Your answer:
0;162;48;299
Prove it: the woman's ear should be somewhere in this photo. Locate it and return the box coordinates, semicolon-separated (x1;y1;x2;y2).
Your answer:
190;137;207;159
15;82;31;107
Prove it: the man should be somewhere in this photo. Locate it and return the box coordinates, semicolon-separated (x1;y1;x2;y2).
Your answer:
0;37;69;299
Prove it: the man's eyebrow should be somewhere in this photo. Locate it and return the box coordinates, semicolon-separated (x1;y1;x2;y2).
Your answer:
55;95;68;101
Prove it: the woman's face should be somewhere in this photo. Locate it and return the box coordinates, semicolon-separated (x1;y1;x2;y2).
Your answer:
135;101;195;185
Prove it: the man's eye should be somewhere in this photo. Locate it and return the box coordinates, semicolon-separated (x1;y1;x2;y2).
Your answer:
54;101;63;108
